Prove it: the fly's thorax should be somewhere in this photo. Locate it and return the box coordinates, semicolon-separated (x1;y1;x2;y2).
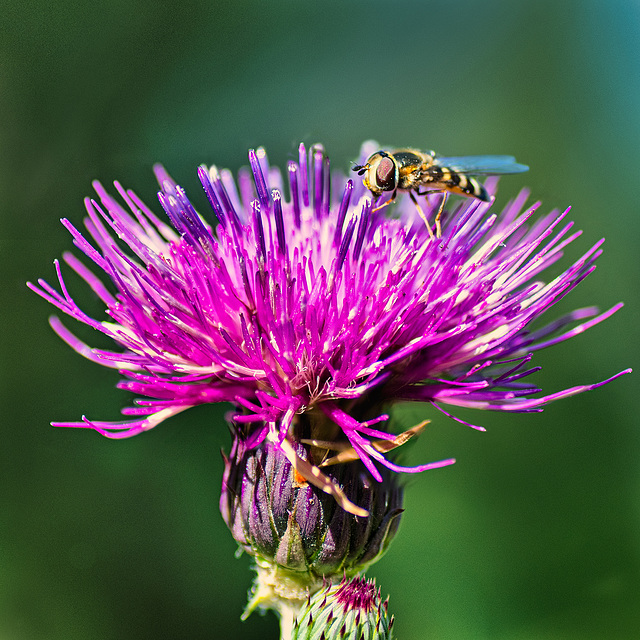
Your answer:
390;149;432;172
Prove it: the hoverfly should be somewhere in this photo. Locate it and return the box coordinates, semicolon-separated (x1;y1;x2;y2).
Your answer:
353;148;528;238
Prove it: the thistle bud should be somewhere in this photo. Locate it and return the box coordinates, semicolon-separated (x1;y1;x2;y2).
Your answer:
292;575;395;640
220;422;403;614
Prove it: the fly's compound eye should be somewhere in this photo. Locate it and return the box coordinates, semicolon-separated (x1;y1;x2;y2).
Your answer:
375;156;396;191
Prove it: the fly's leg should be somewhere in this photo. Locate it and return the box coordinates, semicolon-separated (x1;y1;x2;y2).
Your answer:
371;198;393;214
414;188;452;239
374;189;445;240
372;189;397;214
408;191;436;239
434;192;448;238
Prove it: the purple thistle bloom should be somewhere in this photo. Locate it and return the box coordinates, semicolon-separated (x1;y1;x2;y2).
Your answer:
29;142;630;514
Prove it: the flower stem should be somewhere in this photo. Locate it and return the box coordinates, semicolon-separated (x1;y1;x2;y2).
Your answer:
278;603;298;640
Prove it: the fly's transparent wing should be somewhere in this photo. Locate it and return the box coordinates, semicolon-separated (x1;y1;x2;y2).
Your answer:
434;155;529;175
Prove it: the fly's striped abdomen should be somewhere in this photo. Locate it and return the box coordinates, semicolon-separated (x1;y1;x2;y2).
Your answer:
423;165;490;202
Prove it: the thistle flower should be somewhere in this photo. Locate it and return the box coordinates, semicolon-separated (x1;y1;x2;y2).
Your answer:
29;142;629;516
291;575;394;640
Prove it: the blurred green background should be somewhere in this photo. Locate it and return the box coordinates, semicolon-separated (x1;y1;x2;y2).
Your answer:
1;1;638;638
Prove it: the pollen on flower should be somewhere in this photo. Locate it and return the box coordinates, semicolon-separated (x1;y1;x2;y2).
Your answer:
29;141;630;513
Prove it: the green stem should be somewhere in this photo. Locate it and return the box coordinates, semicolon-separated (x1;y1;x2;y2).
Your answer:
242;559;322;637
278;603;298;640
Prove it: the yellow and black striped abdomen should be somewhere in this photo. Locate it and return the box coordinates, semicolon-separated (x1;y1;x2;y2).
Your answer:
423;164;490;202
